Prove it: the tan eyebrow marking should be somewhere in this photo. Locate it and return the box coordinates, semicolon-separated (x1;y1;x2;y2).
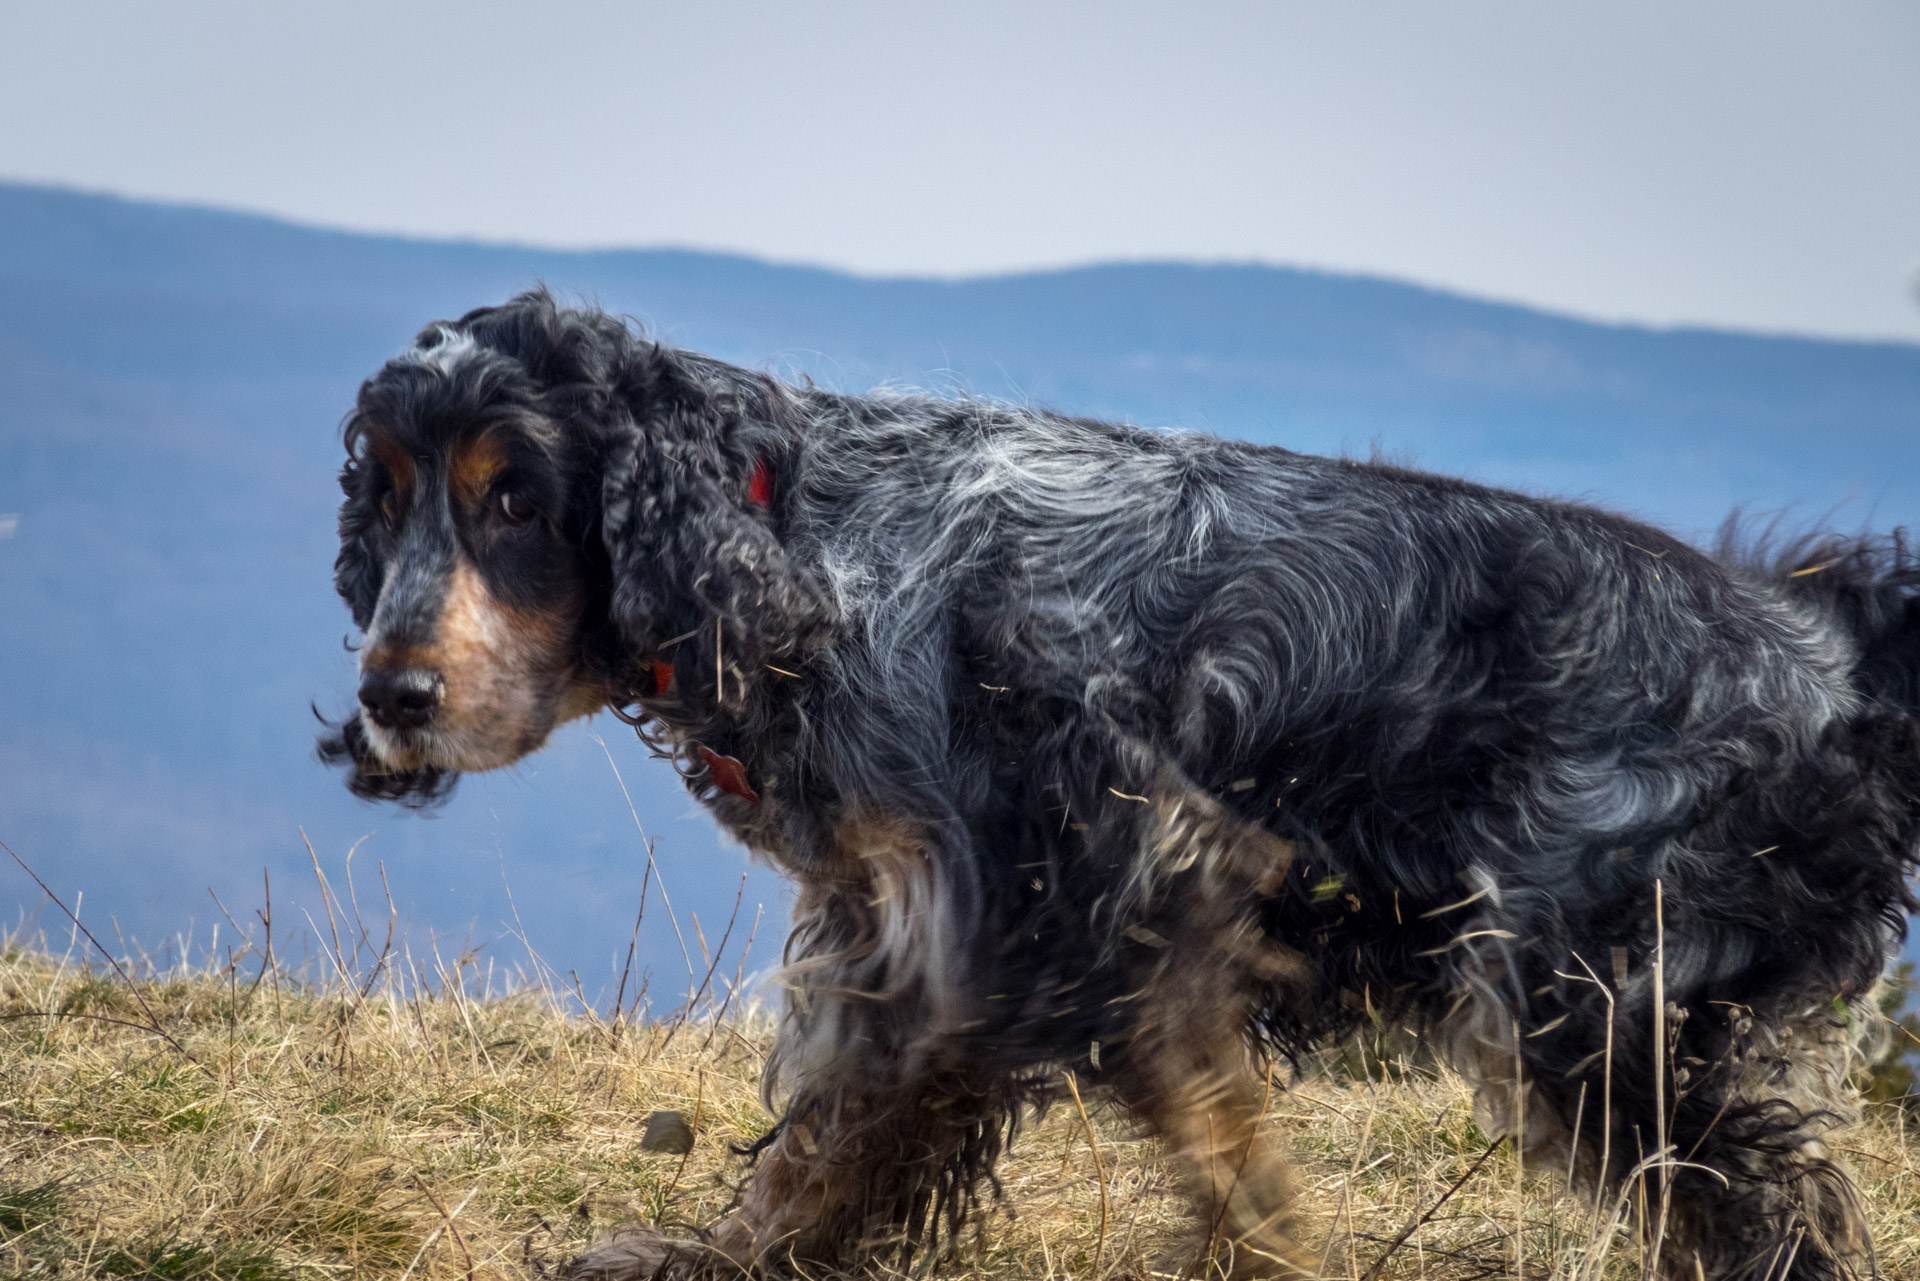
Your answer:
448;431;510;512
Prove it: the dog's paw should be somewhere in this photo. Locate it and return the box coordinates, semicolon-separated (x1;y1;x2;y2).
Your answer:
564;1226;692;1280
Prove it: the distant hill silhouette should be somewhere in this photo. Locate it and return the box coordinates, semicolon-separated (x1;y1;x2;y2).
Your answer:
2;180;1916;988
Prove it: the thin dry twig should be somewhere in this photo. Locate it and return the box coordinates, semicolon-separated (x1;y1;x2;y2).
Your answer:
407;1180;479;1281
1063;1070;1110;1278
664;1068;708;1206
0;837;205;1075
1359;1139;1505;1281
1649;878;1672;1280
596;736;697;987
661;876;746;1052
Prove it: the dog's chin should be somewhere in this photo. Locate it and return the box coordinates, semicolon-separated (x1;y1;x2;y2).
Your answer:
316;713;460;808
317;685;601;807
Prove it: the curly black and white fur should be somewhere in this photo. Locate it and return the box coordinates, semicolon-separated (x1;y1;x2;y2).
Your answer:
322;290;1920;1280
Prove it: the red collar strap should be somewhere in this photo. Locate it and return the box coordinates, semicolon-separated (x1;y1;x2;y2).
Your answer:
699;746;760;804
641;668;759;804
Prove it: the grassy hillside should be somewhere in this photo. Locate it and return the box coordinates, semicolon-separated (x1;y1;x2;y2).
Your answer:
5;923;1920;1281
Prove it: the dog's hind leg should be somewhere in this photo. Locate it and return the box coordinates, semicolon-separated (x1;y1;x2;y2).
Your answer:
1438;966;1873;1280
1655;998;1872;1281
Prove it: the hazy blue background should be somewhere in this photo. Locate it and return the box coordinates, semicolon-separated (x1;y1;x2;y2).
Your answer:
1;3;1916;995
2;2;1916;340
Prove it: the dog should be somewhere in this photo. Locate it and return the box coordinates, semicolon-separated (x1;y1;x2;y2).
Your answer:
321;290;1920;1279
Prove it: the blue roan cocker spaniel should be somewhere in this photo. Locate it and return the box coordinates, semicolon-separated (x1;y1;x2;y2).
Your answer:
323;290;1920;1280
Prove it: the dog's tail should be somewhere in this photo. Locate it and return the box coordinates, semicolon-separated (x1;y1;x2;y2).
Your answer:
1767;530;1920;712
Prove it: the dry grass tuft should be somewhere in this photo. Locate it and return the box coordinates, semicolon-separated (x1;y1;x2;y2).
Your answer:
3;930;1920;1280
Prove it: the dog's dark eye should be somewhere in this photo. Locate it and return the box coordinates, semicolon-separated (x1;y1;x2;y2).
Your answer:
497;491;536;527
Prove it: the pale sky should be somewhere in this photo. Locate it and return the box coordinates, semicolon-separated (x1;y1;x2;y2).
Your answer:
4;1;1918;340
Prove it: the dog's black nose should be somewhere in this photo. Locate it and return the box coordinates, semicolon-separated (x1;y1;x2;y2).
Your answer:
358;668;442;730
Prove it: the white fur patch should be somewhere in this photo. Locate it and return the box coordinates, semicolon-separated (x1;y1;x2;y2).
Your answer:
397;325;480;376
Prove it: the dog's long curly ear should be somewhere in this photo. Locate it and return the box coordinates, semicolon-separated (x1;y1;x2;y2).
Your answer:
600;346;834;683
332;429;383;631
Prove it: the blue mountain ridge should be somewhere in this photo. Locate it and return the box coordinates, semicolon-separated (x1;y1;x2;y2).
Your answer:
1;180;1916;993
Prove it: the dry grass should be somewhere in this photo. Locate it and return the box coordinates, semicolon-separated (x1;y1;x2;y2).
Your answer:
4;926;1920;1281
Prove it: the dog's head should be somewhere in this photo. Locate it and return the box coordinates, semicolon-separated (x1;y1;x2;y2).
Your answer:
320;291;829;805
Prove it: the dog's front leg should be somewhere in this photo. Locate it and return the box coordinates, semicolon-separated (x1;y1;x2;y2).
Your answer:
714;1103;907;1271
1099;768;1318;1278
714;1058;1011;1274
570;1060;1006;1279
573;818;1007;1278
1114;995;1317;1281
